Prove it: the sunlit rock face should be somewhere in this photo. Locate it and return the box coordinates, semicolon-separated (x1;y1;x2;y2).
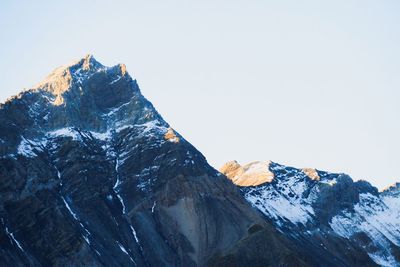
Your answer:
0;56;315;267
220;160;274;186
221;160;400;267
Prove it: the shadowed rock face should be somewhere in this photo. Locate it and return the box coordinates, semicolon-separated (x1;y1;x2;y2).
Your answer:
381;182;400;197
0;56;312;267
221;160;400;267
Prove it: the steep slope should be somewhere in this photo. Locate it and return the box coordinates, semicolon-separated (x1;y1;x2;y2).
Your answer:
221;161;400;266
0;55;311;267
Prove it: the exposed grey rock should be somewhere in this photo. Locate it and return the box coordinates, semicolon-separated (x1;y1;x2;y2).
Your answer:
0;56;309;267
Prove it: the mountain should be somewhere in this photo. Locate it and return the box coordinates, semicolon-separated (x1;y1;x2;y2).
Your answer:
220;160;400;267
0;55;317;267
1;55;397;267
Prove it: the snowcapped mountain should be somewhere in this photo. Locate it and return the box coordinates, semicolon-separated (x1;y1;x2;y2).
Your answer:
0;55;320;267
220;160;400;266
1;55;397;266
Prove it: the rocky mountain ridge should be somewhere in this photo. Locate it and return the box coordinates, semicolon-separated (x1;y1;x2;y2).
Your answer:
0;55;316;267
220;160;400;266
0;55;394;266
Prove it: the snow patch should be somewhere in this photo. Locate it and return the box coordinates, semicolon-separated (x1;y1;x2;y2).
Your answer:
47;127;80;140
117;241;136;264
89;130;111;141
320;178;337;186
109;75;122;85
105;98;133;117
113;153;144;253
329;193;400;266
243;164;316;226
4;225;24;252
62;197;79;221
245;185;314;226
61;196;93;246
17;136;49;157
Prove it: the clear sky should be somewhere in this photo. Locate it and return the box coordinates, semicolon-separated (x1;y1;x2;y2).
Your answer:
1;1;399;189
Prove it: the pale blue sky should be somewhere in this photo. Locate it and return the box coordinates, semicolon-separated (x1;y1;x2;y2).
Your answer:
1;1;399;189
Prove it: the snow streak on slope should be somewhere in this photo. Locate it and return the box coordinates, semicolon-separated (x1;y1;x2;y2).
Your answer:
56;167;93;246
244;182;315;227
329;193;400;267
242;162;327;227
1;218;25;253
15;119;168;158
113;151;144;256
116;241;136;265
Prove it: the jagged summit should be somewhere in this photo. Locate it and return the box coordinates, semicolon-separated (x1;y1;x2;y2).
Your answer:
1;55;130;108
53;54;104;72
0;56;166;156
31;55;129;106
38;54;106;81
75;54;103;70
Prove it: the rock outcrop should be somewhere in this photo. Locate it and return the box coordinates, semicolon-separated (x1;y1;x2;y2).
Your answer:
220;161;274;186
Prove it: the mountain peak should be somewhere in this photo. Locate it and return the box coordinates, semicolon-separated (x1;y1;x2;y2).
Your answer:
31;55;130;106
32;54;102;104
70;53;104;71
0;55;165;142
